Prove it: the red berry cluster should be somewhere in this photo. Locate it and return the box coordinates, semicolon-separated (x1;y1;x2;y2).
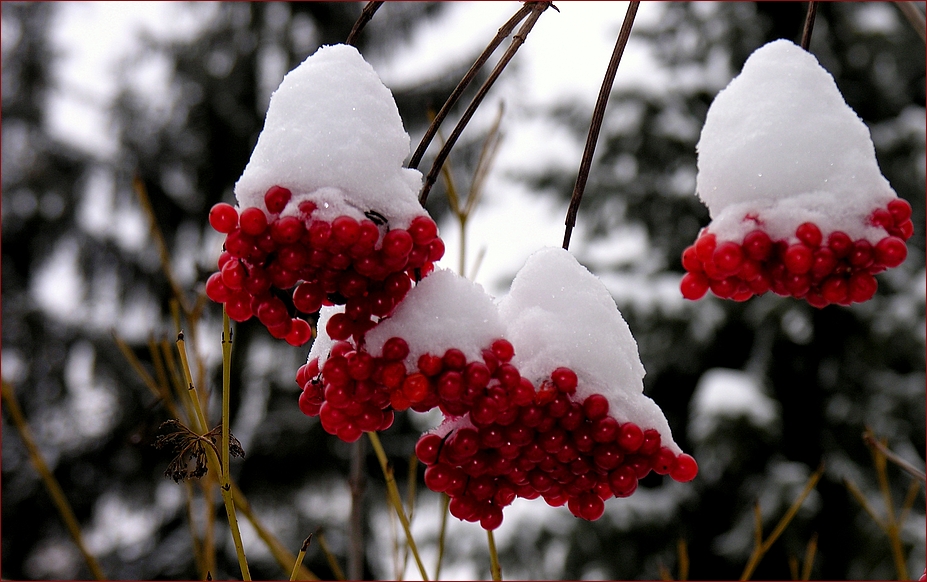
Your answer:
680;199;913;307
415;368;697;530
205;186;445;345
296;336;698;529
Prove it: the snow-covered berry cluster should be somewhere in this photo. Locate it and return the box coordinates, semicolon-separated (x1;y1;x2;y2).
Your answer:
206;185;443;346
681;199;912;306
294;250;697;530
684;40;913;307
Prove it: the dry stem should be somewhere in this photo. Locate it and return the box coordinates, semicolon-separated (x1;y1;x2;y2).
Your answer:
740;464;824;580
367;431;430;580
1;380;107;580
799;2;818;51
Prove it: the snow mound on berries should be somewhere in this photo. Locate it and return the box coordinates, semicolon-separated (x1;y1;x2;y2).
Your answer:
696;39;898;243
365;268;506;365
234;43;425;228
499;247;680;451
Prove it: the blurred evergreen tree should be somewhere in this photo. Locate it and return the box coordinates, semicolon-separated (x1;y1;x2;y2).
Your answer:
1;2;923;581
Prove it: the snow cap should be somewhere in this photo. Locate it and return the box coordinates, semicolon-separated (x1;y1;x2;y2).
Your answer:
364;268;506;367
695;39;897;243
499;247;679;451
234;44;425;228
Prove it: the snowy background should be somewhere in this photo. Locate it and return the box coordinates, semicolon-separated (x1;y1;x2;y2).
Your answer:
2;2;925;580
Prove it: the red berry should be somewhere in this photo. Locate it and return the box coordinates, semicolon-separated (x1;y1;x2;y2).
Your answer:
899;219;914;240
408;215;438;245
743;230;772;261
401;373;430;403
870;208;894;229
608;465;638;497
264;186;292;214
709;277;737;299
650;446;676;475
848;272;878;303
573;492;605;521
713;242;744;275
209;203;239;234
694;232;717;263
874;236;907;268
293;282;325;314
593;443;624;471
239;207;268;236
382;337;410;361
820;276;848;304
681;245;702;273
325;313;353;341
582;394;609;421
680;272;709;300
827;231;853;258
270;216;304;245
480;505;504;530
848;240;874;268
783;244;813;274
415;434;443;465
670;453;698;482
795;222;822;247
810;247;837;279
491;339;515;362
332;215;361;246
428;238;446;262
382;229;414;258
888;199;912;223
285;318;313;346
617;423;644;452
256;297;288;327
591;417;619;443
225;293;253;322
551;367;578;393
424;465;452;492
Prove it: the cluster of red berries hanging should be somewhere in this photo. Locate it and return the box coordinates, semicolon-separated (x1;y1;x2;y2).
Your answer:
206;185;443;346
681;199;912;306
682;40;914;307
295;251;698;530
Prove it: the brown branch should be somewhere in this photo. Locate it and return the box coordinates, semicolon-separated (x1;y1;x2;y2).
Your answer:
562;1;640;250
345;2;384;47
896;2;926;44
799;2;818;51
408;3;533;170
418;2;554;206
863;430;926;482
347;439;366;580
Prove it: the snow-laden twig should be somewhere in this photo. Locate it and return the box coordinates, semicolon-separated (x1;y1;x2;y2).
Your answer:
418;2;553;206
562;1;640;250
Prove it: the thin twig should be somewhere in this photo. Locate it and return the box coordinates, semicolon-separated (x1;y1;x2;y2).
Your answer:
290;535;313;582
677;538;689;581
434;493;450;581
1;380;108;580
317;529;347;581
869;435;908;580
348;439;367;580
183;480;208;580
896;2;927;43
408;3;532;170
133;176;192;315
863;430;926;482
419;1;552;206
232;481;318;580
844;477;887;531
345;1;384;46
368;431;430;581
799;2;818;51
487;530;502;581
740;464;824;580
562;1;640;250
800;533;817;581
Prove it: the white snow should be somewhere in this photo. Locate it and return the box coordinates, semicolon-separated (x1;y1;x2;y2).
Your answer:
234;44;426;229
688;368;780;441
695;39;899;243
306;304;341;367
364;268;506;366
499;247;679;451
